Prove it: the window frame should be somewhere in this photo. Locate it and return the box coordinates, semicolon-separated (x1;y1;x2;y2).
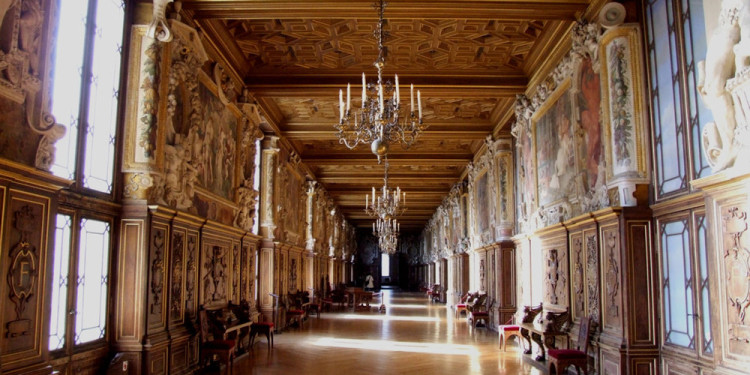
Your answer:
643;0;714;202
48;207;116;358
655;205;713;362
48;0;130;199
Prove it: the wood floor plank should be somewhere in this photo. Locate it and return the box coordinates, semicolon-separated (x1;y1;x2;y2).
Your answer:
212;290;545;374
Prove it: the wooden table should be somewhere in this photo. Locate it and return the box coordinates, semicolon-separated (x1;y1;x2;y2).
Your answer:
345;288;373;311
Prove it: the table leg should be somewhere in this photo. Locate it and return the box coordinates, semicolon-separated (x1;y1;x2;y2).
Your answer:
520;328;533;355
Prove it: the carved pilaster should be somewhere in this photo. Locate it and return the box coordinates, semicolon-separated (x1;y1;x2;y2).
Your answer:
693;169;750;373
260;137;280;239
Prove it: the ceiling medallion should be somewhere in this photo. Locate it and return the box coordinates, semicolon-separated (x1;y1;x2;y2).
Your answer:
334;0;427;163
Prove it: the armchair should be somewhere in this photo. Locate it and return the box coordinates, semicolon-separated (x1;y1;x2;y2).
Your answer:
199;309;237;374
547;316;593;374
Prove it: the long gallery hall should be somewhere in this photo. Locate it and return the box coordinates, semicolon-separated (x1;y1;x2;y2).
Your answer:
223;289;539;375
2;0;750;374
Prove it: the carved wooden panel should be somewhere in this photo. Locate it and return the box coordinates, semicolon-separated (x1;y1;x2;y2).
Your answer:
585;231;600;324
0;189;51;370
627;219;655;345
148;222;169;329
169;337;190;374
720;204;750;356
600;348;620;375
169;228;186;325
224;18;547;72
232;241;240;301
601;224;622;333
185;231;198;319
200;235;232;308
570;232;585;319
145;343;168;375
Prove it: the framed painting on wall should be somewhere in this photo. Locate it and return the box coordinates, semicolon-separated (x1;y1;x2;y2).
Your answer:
474;169;490;235
532;79;577;208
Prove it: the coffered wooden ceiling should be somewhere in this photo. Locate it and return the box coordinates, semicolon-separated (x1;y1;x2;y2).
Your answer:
181;0;603;230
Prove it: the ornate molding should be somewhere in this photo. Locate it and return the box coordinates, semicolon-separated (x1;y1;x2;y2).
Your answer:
146;0;175;43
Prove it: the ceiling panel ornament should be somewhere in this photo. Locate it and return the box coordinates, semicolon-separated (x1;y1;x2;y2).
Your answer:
223;18;547;72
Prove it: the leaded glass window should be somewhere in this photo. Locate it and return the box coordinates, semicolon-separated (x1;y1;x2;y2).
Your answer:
50;0;126;194
645;0;715;200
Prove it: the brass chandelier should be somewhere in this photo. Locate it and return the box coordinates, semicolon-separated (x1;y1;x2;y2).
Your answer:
366;158;404;254
335;0;427;163
365;158;406;220
374;216;399;255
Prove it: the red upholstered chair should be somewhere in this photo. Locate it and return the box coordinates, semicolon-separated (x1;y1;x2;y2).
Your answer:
498;316;522;351
547;316;592;375
303;289;323;318
454;292;472;318
284;293;306;330
249;320;274;349
467;295;490;328
199;309;237;374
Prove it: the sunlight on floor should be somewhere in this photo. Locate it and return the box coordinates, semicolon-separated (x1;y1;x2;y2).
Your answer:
338;314;440;322
312;337;480;355
385;304;429;309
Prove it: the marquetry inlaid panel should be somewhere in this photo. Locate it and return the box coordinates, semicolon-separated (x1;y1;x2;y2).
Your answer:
224;19;547;72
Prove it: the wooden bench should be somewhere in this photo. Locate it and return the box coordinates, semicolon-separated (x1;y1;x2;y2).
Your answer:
519;304;570;361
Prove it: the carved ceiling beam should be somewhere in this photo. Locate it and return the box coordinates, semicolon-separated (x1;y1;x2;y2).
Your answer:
181;0;589;21
244;81;527;97
282;129;488;141
306;157;469;166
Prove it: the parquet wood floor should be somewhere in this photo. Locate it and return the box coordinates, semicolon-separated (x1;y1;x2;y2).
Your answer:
215;289;545;375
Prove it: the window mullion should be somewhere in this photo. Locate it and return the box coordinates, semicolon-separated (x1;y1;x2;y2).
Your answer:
73;0;98;190
64;213;81;355
669;0;696;192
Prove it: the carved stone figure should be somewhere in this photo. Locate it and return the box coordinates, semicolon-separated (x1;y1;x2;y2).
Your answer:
698;0;742;171
18;0;42;76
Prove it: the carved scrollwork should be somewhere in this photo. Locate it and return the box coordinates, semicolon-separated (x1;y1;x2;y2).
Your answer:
723;206;750;336
170;232;184;318
586;234;600;322
605;231;620;320
146;0;174;43
203;245;227;303
185;236;196;315
573;238;585;315
150;229;165;314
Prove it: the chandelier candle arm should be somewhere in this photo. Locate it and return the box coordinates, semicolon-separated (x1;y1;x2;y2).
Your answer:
410;84;414;113
418;90;422;119
332;0;428;161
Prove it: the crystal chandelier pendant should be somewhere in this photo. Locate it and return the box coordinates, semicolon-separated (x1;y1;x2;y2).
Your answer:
334;0;427;163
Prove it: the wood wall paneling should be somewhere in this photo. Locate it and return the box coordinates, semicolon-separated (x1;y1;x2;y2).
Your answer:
0;188;54;374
